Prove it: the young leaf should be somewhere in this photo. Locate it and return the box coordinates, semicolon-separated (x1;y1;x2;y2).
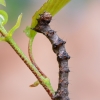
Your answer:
0;0;6;6
30;80;40;87
0;10;8;26
8;13;22;36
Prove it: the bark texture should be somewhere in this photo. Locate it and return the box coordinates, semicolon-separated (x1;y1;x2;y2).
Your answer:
32;12;70;100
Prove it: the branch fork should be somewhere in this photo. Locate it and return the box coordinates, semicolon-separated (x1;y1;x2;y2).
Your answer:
0;11;70;100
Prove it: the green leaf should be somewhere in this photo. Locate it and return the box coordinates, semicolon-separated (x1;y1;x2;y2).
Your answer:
51;0;70;15
0;0;6;6
0;10;8;26
8;13;22;36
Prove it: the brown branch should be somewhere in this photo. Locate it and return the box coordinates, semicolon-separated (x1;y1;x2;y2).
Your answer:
33;12;70;100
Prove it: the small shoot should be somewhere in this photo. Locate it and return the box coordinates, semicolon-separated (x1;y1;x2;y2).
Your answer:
8;13;22;37
0;12;23;41
30;80;40;87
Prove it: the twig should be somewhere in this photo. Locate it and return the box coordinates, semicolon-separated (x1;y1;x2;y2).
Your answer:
33;12;70;100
